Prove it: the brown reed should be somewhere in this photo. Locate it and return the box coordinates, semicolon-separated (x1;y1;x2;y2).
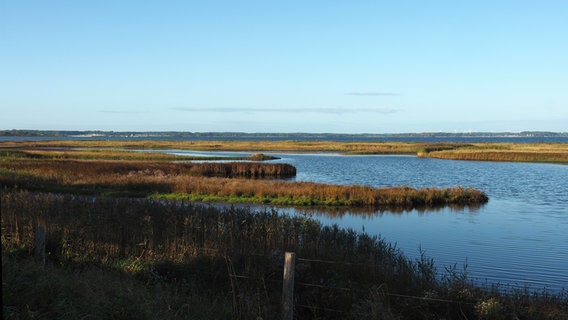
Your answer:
2;189;565;320
2;140;566;163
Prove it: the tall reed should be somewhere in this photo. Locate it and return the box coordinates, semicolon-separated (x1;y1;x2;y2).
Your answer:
2;189;565;319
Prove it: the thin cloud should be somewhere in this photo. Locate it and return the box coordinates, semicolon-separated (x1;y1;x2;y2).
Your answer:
98;110;149;114
171;107;398;115
345;92;401;96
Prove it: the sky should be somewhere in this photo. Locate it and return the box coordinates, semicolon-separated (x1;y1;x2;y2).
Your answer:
1;1;567;133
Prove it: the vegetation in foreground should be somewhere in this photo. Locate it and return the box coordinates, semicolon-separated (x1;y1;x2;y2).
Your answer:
3;189;567;320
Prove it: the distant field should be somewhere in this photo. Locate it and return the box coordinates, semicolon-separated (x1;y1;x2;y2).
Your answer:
1;140;567;163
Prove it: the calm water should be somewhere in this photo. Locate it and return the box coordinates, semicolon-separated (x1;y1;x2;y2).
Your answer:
171;150;568;292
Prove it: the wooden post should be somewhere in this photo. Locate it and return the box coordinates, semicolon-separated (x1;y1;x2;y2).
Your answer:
34;220;46;266
282;251;296;320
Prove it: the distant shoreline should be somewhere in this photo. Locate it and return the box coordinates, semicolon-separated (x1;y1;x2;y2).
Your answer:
1;129;567;143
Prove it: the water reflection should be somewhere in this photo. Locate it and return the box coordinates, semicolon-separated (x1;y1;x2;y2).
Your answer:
282;203;484;219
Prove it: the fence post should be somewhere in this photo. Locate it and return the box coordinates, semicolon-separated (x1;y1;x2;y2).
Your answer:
34;220;46;266
282;251;296;320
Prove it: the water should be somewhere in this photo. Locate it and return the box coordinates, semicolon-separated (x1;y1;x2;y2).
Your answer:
171;150;568;292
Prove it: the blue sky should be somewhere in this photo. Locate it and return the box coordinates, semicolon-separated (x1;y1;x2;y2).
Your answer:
1;1;567;133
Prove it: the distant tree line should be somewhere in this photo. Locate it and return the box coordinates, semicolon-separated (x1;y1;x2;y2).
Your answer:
1;129;567;139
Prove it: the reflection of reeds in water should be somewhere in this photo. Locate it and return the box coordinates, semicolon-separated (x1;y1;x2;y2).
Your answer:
287;201;485;219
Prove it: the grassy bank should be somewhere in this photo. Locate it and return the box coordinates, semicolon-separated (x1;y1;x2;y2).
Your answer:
419;143;568;163
0;148;278;162
2;189;566;319
0;139;431;154
153;184;487;208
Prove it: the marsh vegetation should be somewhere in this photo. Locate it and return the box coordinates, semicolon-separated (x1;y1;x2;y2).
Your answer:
2;140;566;319
0;150;487;208
3;190;566;319
2;139;567;163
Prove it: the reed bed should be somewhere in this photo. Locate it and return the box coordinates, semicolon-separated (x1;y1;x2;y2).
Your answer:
0;158;487;209
164;181;488;208
422;143;568;163
0;140;441;154
426;151;568;163
0;148;277;162
2;189;565;319
0;158;296;179
2;140;567;163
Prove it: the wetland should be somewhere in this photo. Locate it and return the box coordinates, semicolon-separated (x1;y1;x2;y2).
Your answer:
2;139;567;319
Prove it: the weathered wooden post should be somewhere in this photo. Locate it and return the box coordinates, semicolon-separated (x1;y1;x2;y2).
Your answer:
34;219;46;266
282;251;296;320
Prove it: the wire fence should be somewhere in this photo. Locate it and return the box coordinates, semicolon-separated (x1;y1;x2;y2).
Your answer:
9;221;564;320
218;250;568;318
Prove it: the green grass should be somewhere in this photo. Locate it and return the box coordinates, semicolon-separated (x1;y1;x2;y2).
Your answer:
2;255;231;320
151;187;488;208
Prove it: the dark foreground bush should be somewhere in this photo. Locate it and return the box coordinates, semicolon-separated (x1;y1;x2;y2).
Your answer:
2;189;566;319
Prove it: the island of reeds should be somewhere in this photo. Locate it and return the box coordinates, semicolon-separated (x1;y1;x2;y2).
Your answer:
0;146;487;208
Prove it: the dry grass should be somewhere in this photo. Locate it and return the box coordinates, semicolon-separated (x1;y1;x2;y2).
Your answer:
2;140;567;163
422;143;568;163
1;141;489;209
0;139;440;154
2;189;565;319
0;148;274;161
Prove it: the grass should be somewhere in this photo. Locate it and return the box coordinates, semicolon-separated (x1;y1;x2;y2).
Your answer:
1;139;565;319
2;139;567;163
0;148;278;162
0;139;429;154
2;254;231;319
152;184;488;208
2;189;566;319
420;143;568;163
0;142;489;210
